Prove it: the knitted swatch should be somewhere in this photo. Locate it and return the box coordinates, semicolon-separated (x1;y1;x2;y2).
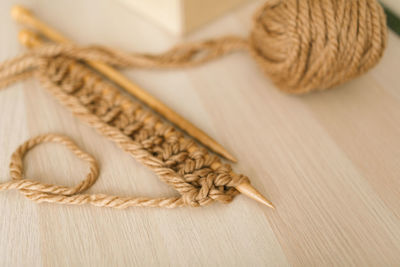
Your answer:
0;51;250;208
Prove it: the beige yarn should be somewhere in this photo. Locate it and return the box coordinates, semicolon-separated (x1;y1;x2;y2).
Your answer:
0;0;388;209
0;48;248;209
249;0;388;93
0;134;186;208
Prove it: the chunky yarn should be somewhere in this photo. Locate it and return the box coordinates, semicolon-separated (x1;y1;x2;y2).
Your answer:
249;0;388;93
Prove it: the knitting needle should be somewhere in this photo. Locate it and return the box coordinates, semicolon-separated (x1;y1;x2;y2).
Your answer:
11;5;237;163
17;29;274;209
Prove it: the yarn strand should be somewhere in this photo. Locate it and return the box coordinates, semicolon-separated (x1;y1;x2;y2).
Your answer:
0;134;185;208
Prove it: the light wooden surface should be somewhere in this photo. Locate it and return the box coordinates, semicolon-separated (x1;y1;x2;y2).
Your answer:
1;0;400;266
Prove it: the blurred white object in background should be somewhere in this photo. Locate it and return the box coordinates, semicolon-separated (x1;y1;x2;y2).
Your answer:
117;0;254;35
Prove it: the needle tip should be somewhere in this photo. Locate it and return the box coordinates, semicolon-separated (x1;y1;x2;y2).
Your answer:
213;142;237;162
224;152;237;163
235;182;274;209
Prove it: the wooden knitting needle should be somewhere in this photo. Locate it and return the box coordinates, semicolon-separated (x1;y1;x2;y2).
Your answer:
11;5;237;163
17;29;274;209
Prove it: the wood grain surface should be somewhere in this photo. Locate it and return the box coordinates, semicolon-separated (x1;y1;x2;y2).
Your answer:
1;0;400;266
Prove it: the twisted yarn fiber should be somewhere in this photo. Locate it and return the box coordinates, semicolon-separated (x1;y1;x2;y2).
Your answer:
0;47;248;209
249;0;388;93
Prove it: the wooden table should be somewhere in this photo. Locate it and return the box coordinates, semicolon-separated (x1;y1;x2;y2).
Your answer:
1;0;400;266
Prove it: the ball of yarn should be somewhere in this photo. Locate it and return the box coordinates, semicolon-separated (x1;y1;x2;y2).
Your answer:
249;0;388;94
